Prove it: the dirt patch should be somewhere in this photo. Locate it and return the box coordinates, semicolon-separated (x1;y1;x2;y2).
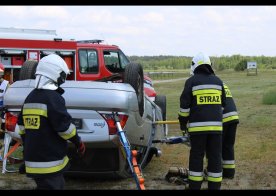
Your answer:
1;142;275;190
1;127;275;190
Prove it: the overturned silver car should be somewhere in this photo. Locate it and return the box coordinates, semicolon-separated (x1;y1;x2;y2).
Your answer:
3;79;167;178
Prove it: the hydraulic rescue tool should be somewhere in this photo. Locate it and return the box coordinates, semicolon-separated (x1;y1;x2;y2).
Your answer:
113;112;145;190
152;120;190;146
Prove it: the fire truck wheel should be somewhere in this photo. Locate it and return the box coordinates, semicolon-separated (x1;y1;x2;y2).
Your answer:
123;63;144;117
19;60;38;80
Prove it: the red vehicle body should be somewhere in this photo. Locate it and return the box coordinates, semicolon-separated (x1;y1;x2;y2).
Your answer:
0;27;156;99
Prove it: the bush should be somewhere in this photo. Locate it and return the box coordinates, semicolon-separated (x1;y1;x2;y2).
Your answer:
216;63;226;71
263;89;276;105
235;60;247;71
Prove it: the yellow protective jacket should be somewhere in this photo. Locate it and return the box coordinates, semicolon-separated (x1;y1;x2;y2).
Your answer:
179;66;226;134
223;83;239;125
17;88;80;178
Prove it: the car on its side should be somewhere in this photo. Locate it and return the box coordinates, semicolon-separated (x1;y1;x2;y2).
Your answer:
4;78;167;178
1;30;168;177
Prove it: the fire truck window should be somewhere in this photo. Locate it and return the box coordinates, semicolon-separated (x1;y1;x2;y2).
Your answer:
87;51;99;73
79;50;88;73
79;50;98;74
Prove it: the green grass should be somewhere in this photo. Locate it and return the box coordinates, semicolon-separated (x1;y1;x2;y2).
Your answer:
151;69;276;189
263;89;276;105
144;69;190;81
153;69;276;126
1;69;276;189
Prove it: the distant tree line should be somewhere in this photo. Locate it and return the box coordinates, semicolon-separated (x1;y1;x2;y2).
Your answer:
128;55;276;71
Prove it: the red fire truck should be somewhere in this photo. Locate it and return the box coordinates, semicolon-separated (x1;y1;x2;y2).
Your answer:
0;27;166;118
0;28;127;81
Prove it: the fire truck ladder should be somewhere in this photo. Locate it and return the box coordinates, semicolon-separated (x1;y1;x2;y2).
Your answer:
112;112;145;190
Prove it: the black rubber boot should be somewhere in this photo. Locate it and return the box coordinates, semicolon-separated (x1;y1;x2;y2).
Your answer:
223;168;235;179
19;163;26;174
208;181;221;190
188;180;202;190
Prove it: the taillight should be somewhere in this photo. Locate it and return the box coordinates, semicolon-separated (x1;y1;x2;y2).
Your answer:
100;113;128;135
5;112;19;132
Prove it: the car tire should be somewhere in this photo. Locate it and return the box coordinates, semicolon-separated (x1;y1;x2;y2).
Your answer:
143;147;157;167
117;146;150;179
19;60;38;80
123;63;144;117
154;95;167;121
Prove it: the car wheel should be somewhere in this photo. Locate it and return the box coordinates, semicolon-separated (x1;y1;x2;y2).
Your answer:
135;123;156;169
118;145;150;179
19;60;38;80
143;147;158;167
118;133;154;178
154;95;167;121
136;146;151;169
123;63;144;117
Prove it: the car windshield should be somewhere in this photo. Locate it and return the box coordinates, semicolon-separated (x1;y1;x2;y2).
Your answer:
104;50;130;73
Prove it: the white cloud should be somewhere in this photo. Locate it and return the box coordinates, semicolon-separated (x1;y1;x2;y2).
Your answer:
138;12;164;24
1;6;276;56
99;26;150;36
29;6;69;19
0;6;27;18
69;7;129;25
203;8;224;24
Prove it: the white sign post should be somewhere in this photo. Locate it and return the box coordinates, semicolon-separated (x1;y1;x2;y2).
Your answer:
247;61;257;76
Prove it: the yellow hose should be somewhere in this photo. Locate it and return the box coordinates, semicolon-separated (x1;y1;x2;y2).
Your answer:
154;120;179;124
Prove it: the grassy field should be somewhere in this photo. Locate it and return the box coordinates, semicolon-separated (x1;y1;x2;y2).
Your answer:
148;69;276;189
0;69;275;190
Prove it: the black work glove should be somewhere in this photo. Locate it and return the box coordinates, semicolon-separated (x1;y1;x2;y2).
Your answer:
180;123;187;131
178;115;188;135
180;123;187;135
76;141;86;157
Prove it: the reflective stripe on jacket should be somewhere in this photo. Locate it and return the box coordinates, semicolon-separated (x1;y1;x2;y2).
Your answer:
17;88;77;177
179;71;226;134
223;84;239;125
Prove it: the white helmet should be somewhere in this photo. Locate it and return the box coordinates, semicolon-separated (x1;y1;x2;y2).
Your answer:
190;52;213;75
35;54;70;85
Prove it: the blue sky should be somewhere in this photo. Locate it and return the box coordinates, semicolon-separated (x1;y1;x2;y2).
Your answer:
1;6;276;57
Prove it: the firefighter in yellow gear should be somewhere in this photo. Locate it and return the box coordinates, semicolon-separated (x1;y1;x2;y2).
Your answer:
178;52;226;190
222;83;239;179
17;54;85;190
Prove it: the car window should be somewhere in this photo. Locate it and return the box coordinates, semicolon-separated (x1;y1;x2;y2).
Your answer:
104;50;125;73
79;49;99;74
119;50;130;68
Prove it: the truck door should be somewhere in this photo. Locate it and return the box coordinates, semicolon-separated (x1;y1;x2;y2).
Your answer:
76;49;100;81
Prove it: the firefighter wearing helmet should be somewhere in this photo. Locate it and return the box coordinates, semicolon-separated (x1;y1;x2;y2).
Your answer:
178;52;226;190
16;54;86;190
